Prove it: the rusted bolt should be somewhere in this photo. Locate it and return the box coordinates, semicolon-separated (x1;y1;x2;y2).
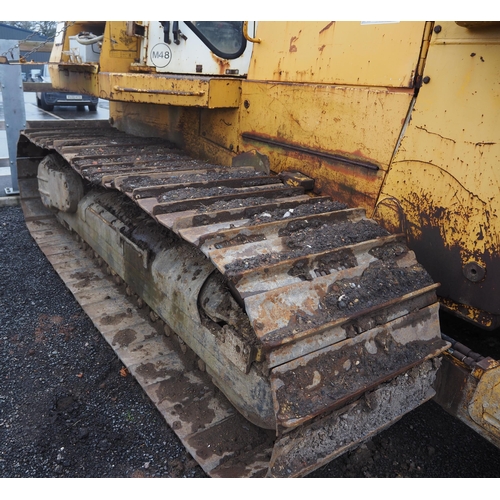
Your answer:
463;261;486;282
423;76;431;84
434;25;442;33
244;100;250;109
197;359;206;372
149;309;159;322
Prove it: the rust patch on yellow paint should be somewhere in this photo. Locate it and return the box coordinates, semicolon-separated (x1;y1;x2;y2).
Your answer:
289;36;299;53
210;53;231;75
440;298;498;330
377;172;500;323
319;22;335;35
240;131;384;211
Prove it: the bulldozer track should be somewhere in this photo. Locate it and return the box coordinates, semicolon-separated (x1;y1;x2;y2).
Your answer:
17;120;448;477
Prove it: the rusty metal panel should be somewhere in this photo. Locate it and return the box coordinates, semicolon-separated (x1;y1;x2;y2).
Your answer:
377;21;500;325
239;81;413;212
469;362;500;441
98;72;241;108
248;22;426;87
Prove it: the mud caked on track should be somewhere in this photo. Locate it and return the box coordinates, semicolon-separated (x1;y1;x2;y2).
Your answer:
16;120;448;477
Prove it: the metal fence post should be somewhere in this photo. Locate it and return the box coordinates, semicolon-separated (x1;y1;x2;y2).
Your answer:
0;40;27;195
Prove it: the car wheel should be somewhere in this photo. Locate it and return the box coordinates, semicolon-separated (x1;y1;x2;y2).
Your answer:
88;104;97;112
40;94;54;112
77;105;86;112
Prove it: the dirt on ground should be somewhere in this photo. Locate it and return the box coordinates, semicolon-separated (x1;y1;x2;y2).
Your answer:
2;205;500;480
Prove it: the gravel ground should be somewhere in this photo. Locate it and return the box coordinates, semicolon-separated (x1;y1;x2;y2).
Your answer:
1;204;500;481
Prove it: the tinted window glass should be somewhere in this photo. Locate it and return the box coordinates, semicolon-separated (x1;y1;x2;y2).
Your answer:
187;22;246;59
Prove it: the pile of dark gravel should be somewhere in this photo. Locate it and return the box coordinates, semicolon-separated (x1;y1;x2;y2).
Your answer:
1;204;500;479
0;205;204;478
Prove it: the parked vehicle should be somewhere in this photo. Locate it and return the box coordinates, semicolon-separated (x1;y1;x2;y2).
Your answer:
35;64;98;112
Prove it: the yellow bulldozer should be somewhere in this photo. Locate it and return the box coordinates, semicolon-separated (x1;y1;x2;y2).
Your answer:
8;21;500;477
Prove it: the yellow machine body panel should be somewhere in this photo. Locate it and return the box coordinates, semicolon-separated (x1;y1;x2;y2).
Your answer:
247;21;426;87
377;21;500;327
470;361;500;441
238;82;413;210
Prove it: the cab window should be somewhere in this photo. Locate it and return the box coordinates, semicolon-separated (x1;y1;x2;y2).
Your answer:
186;22;247;59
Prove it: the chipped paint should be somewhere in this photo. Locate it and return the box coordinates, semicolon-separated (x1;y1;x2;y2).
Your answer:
378;21;500;327
319;22;335;35
210;52;231;75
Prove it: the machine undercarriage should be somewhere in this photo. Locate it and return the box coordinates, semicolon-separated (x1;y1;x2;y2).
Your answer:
16;120;448;476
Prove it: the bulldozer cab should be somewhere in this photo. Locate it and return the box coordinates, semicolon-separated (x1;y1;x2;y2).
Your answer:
137;21;256;76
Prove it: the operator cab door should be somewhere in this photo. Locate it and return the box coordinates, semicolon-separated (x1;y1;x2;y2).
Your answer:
141;21;256;77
